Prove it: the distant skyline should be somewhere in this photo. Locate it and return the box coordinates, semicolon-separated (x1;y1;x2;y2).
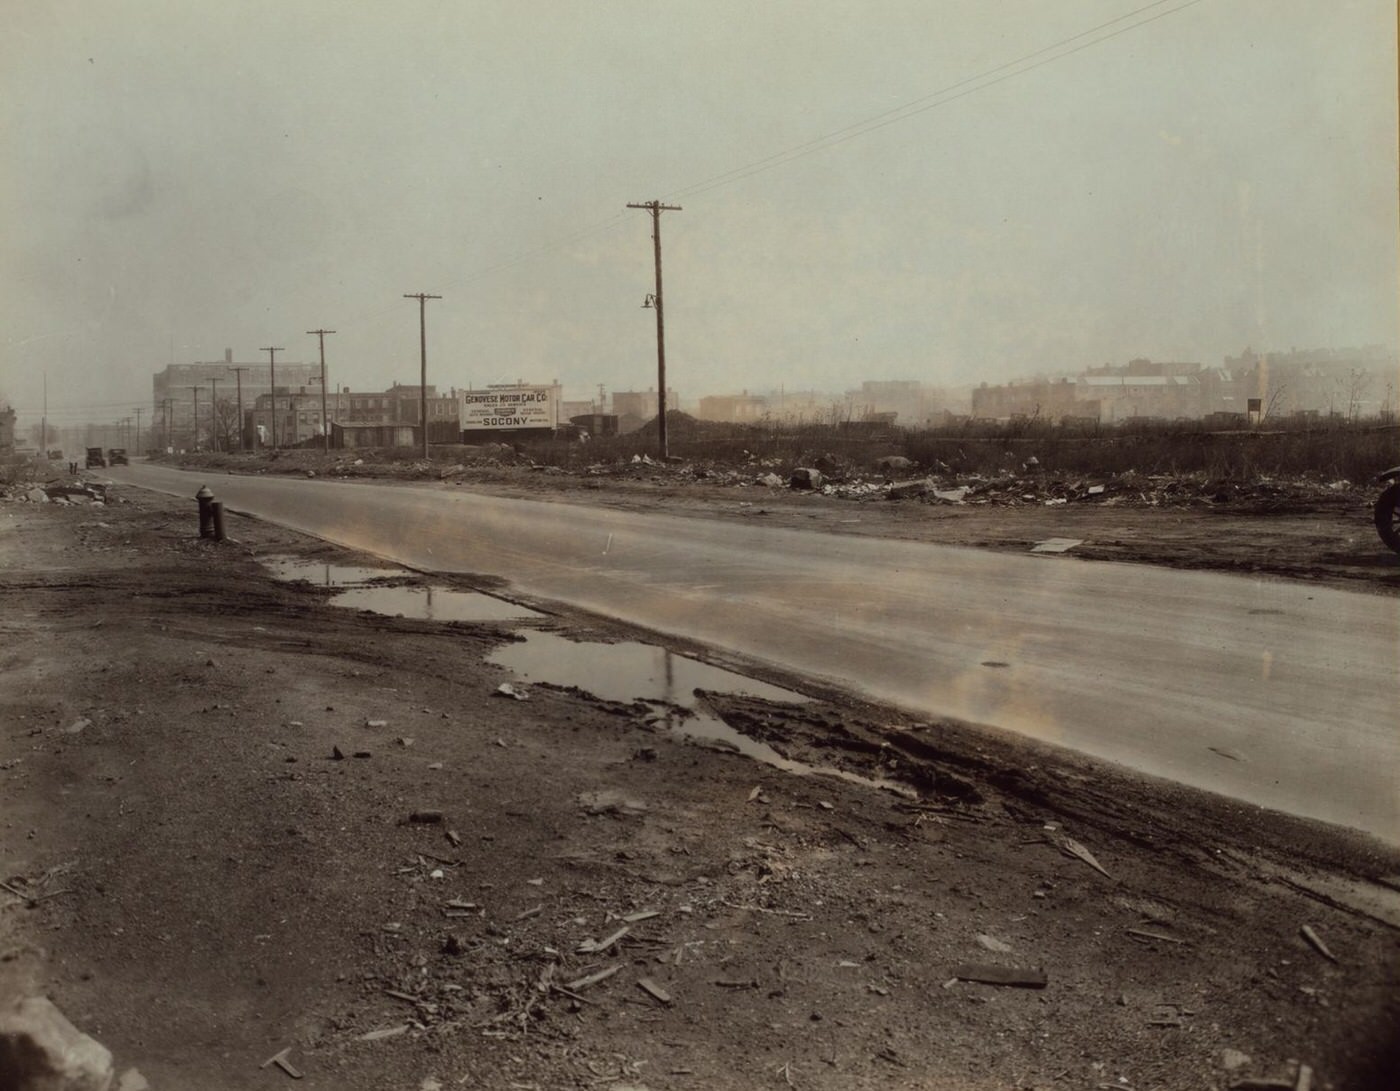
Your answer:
4;1;1397;432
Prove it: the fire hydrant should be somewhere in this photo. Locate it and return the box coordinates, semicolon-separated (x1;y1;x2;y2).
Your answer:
195;485;217;539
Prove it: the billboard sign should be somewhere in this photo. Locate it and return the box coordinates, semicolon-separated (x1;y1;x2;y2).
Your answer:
462;386;558;431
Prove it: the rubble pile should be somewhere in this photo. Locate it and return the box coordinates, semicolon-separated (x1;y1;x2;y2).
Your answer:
159;447;1368;512
0;478;109;506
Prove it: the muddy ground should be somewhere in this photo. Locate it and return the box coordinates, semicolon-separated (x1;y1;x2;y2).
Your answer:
1;469;1398;1090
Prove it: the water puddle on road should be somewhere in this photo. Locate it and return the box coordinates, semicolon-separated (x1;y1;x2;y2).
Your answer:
261;556;543;623
488;630;909;794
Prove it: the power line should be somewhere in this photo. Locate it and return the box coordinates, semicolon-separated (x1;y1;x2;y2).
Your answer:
668;0;1204;201
19;1;1210;408
346;0;1203;342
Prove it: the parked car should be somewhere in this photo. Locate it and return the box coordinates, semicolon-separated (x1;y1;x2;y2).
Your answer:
85;447;106;468
107;448;129;466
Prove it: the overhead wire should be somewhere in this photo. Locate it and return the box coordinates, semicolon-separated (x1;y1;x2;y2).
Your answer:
15;1;1209;415
280;2;1205;347
665;0;1197;201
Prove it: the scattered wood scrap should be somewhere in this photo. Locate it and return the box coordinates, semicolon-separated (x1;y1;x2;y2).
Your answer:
951;963;1047;988
636;977;672;1005
1299;924;1338;963
1059;836;1112;879
565;964;622;992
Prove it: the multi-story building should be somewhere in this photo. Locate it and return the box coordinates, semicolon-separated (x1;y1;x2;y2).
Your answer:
841;380;944;426
0;404;15;450
153;350;317;448
612;388;681;432
249;386;351;448
697;391;770;424
971;377;1086;421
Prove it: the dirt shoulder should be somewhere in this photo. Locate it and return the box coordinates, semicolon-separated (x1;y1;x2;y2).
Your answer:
1;483;1398;1090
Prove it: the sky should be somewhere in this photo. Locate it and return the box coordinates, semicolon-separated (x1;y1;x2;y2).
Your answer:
3;0;1397;433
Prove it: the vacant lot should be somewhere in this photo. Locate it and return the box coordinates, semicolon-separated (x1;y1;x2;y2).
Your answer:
1;463;1397;1089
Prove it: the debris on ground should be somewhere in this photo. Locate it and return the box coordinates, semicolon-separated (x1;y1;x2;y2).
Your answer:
260;1045;304;1079
1031;537;1085;554
1299;923;1339;963
0;997;116;1091
951;964;1048;988
1059;835;1113;878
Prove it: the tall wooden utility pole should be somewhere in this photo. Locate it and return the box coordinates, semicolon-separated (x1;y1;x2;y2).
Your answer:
627;201;681;459
260;347;284;449
208;377;220;452
403;294;441;458
188;386;201;449
307;328;336;453
133;407;143;454
228;366;251;450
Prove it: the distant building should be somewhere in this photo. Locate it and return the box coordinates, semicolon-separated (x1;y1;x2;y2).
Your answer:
612;388;680;433
971;377;1083;421
0;405;15;450
697;391;769;424
250;386;351;448
153;349;317;449
841;380;938;426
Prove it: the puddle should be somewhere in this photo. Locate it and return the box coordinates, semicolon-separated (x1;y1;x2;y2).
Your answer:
261;555;542;623
488;631;909;795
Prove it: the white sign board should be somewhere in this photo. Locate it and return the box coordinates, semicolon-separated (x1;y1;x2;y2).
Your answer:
462;386;557;431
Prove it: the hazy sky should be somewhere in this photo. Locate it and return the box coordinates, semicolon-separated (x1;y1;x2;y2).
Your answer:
3;0;1396;431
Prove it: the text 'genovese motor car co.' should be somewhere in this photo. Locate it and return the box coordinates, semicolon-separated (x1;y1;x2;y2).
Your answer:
462;387;558;431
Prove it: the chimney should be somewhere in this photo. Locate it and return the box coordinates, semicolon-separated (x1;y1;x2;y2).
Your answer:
225;348;233;364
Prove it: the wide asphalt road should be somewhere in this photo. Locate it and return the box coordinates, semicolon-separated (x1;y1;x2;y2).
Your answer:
114;462;1399;843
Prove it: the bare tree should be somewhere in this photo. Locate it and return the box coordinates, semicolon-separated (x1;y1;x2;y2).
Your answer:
1342;367;1373;421
212;397;243;451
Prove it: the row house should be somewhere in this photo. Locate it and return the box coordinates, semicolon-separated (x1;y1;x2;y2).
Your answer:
249;387;351;448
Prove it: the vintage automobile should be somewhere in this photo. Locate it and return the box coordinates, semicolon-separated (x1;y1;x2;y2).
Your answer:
107;448;129;466
85;447;106;468
1376;466;1400;555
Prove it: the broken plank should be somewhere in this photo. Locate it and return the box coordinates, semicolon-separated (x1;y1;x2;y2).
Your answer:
1125;927;1188;945
577;925;629;954
1059;836;1112;879
636;977;672;1005
356;1024;409;1042
1299;924;1338;963
565;964;622;991
952;963;1048;989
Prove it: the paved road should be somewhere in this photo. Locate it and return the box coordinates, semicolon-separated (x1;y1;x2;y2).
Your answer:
115;462;1399;842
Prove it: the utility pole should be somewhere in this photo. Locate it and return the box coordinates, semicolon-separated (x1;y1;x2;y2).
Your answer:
42;372;48;457
261;347;284;448
307;328;336;453
627;200;682;459
403;294;441;458
188;386;202;449
228;366;251;450
209;377;221;452
134;407;142;454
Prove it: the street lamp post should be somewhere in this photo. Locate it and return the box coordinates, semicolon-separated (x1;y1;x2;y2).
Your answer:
627;201;681;460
